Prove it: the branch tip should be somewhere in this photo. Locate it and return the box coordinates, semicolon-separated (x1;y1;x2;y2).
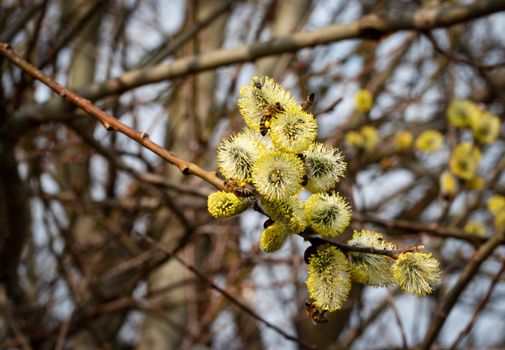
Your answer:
102;122;113;131
301;93;315;111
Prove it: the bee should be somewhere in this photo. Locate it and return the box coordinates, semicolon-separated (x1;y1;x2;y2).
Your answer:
224;179;254;197
301;174;309;187
305;300;328;325
259;102;284;136
296;154;309;186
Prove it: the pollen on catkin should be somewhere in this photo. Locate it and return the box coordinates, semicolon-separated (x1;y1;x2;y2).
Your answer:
393;252;441;296
471;111;501;145
415;130;444;153
347;230;396;287
447;99;480;128
449;143;481;180
260;195;307;234
207;191;250;218
306;245;351;311
217;128;266;182
237;76;297;132
269;104;318;153
304;192;351;237
252;151;304;201
260;222;288;252
302;142;346;193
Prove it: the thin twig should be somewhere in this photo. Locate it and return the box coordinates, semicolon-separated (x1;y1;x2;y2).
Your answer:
449;257;505;350
416;230;505;350
138;233;316;350
54;315;72;350
0;42;226;192
352;212;485;246
337;289;401;349
327;239;423;260
10;0;505;128
387;292;409;350
142;0;238;66
2;306;32;350
422;31;505;70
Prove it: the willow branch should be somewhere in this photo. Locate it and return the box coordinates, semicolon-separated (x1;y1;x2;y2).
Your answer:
416;230;505;350
337;290;399;349
352;212;485;246
328;239;424;260
11;0;505;128
138;234;316;350
449;258;505;350
422;30;505;70
0;42;226;192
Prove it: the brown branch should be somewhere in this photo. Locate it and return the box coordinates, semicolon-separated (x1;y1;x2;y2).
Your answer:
337;289;401;349
141;0;237;66
0;1;46;42
54;316;71;350
449;257;505;350
10;0;505;128
422;30;505;70
416;230;505;350
5;314;32;350
138;234;316;350
387;292;408;350
328;239;424;260
352;212;485;246
0;42;226;192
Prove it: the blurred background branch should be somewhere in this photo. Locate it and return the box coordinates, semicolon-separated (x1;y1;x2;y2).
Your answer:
1;0;505;349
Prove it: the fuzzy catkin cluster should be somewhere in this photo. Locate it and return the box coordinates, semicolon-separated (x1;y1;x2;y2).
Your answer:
210;76;347;239
208;76;441;317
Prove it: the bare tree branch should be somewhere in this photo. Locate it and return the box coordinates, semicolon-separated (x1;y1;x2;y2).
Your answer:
138;233;317;350
10;0;505;130
416;230;505;350
0;42;227;192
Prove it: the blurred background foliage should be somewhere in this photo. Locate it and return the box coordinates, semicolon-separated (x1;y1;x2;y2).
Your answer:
1;0;505;349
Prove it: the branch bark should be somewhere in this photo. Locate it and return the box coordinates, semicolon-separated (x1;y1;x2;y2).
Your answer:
0;42;226;192
10;0;505;131
416;230;505;350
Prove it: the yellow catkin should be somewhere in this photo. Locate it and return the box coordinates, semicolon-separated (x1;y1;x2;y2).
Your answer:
415;130;444;153
347;230;396;287
394;130;413;151
304;192;351;237
449;143;481;180
260;223;288;252
393;252;441;296
487;195;505;216
306;245;351;311
354;89;373;112
207;191;250;218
